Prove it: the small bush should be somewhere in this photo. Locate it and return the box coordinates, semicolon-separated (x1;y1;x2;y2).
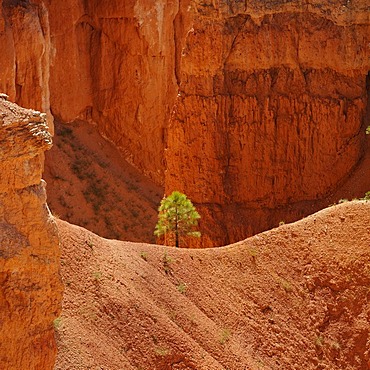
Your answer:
219;328;231;344
92;271;102;281
338;198;348;204
154;347;169;356
162;252;173;274
177;282;187;294
315;335;324;347
53;317;62;329
279;278;293;293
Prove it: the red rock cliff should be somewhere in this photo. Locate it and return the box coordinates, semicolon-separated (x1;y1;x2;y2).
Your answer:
0;95;62;369
46;0;179;184
0;0;53;129
165;0;370;246
0;0;369;247
0;0;178;183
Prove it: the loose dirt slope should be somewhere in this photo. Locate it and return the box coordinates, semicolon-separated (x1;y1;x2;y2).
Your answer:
54;201;370;370
44;121;162;242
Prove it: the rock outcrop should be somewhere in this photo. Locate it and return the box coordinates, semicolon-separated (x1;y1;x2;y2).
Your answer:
0;0;179;183
41;0;179;184
0;0;53;131
0;0;369;247
165;0;370;246
0;95;62;369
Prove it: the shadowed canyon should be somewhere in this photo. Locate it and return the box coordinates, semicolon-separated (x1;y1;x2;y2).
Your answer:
0;0;369;369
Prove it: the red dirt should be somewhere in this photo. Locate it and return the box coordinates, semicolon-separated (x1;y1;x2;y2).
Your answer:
44;120;163;243
54;200;370;370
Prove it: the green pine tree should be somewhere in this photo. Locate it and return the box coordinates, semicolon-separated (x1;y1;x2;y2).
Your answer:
154;191;201;248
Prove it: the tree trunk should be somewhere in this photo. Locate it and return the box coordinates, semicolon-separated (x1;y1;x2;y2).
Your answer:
175;206;179;248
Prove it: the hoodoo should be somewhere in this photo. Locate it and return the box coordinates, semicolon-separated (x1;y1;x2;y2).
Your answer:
0;95;62;369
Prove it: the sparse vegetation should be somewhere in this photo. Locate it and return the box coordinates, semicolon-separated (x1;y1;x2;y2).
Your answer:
330;340;341;350
248;247;258;262
219;328;231;344
177;282;187;294
362;191;370;201
154;191;201;248
162;252;173;274
140;251;148;261
59;126;73;138
51;211;60;219
279;278;293;293
92;271;102;281
338;198;348;204
53;317;62;329
315;335;324;347
154;346;169;356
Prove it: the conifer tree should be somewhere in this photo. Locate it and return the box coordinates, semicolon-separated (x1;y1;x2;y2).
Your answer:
154;191;201;248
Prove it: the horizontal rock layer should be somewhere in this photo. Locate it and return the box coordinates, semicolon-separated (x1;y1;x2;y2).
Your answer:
165;1;370;246
0;0;369;246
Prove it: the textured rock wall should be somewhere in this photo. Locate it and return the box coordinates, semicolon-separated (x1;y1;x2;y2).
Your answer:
165;0;370;246
0;95;62;369
0;0;179;183
46;0;179;183
0;0;369;247
0;0;53;131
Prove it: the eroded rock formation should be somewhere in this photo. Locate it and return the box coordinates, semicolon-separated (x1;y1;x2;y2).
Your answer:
0;0;179;183
46;0;179;184
0;95;62;369
0;0;369;246
0;0;53;131
165;0;370;246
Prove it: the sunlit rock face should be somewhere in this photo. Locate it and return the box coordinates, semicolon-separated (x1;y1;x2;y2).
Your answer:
165;0;370;246
0;0;368;247
0;95;62;369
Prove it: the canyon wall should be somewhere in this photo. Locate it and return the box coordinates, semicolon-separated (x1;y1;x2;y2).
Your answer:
45;0;178;184
0;0;178;183
0;0;53;129
0;95;62;369
165;0;370;246
0;0;369;247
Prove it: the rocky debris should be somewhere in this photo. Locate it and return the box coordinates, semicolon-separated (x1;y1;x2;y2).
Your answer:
0;97;62;369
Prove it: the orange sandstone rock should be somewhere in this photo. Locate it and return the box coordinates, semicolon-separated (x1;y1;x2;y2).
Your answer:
165;1;370;246
0;95;62;369
0;0;180;184
45;0;179;184
0;0;53;132
0;1;369;247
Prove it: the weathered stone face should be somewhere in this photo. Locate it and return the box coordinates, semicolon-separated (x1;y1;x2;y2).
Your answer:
0;0;368;247
0;96;62;370
165;1;370;246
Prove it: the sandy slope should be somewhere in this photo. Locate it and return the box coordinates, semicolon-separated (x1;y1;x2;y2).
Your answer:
44;121;162;243
54;200;370;370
